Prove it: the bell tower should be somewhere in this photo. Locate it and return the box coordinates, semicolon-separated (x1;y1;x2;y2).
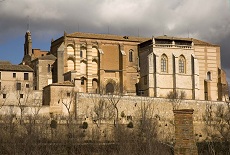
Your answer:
24;31;32;56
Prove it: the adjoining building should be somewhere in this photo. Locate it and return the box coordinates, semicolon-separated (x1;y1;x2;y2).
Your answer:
0;61;35;105
22;31;56;90
31;54;56;90
138;36;228;101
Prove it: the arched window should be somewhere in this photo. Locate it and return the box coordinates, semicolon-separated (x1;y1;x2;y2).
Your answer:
179;55;186;73
80;50;83;58
129;50;133;62
207;71;211;80
81;77;85;85
161;54;167;72
92;79;98;93
106;83;114;94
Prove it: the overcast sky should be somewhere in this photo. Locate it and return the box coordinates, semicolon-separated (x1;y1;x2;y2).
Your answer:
0;0;230;81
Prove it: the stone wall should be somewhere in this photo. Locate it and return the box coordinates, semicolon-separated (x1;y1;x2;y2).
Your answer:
75;93;226;142
0;91;227;143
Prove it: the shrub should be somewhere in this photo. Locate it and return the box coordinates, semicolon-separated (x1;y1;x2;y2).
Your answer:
50;120;57;129
121;111;125;118
127;122;134;128
82;122;88;129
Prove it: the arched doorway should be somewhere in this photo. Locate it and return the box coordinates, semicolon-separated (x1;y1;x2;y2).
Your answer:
92;79;98;93
81;77;87;92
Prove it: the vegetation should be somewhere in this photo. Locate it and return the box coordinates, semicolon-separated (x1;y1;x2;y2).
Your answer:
202;100;230;154
167;90;186;110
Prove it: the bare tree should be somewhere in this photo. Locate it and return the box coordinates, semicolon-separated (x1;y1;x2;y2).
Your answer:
58;88;76;124
0;85;9;109
29;92;43;125
167;90;186;110
14;80;33;124
203;100;230;154
101;79;123;127
89;93;114;128
113;97;173;155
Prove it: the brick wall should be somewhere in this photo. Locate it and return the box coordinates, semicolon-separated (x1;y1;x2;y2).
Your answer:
174;109;198;155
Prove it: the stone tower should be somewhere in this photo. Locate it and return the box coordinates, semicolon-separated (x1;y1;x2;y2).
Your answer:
24;31;32;56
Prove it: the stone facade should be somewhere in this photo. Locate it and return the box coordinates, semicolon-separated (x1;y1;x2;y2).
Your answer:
139;36;228;101
43;81;76;114
50;32;149;95
31;54;56;90
0;62;42;107
21;31;228;101
22;31;55;91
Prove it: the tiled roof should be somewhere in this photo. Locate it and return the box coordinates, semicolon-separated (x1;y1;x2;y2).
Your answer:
0;64;33;72
67;32;150;42
192;38;218;47
0;61;11;65
155;36;218;47
66;32;218;47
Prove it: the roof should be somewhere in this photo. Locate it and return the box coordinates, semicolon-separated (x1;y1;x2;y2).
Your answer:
192;38;218;47
0;61;11;65
32;49;49;59
34;54;56;61
54;32;218;47
155;35;218;47
67;32;150;42
0;64;33;72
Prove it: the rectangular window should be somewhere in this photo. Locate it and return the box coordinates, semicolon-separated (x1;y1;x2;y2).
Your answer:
24;73;29;80
3;94;6;99
13;73;16;78
20;94;23;98
0;72;1;79
26;84;29;88
67;92;71;97
16;82;21;90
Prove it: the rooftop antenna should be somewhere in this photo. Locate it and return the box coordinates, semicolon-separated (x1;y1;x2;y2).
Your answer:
27;16;30;31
